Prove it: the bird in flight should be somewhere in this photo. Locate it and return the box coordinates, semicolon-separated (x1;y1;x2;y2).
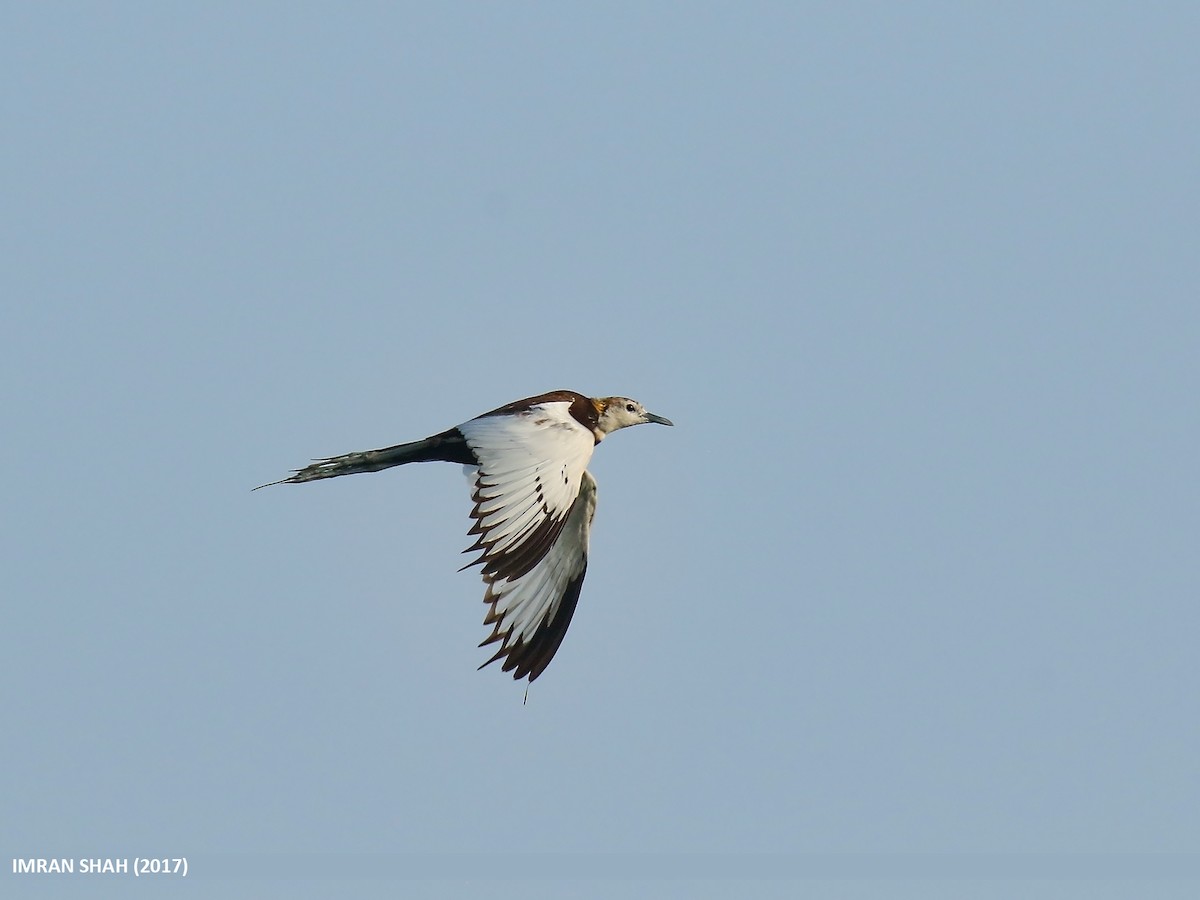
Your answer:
258;390;673;682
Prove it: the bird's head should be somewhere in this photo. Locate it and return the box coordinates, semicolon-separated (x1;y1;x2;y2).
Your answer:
594;397;674;439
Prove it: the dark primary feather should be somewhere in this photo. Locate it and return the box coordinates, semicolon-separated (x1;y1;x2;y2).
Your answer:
479;563;588;682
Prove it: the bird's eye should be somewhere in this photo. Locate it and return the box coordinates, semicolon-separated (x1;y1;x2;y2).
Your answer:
625;403;636;412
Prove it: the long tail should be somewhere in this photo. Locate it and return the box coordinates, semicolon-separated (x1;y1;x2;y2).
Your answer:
254;428;474;490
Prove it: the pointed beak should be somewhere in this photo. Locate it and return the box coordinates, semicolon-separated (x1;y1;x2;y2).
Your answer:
644;411;674;427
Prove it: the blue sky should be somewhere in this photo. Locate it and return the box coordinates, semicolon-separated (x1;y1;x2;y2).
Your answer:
3;3;1198;897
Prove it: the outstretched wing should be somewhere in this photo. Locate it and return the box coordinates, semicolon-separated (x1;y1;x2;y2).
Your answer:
478;472;597;681
457;401;595;582
456;400;598;680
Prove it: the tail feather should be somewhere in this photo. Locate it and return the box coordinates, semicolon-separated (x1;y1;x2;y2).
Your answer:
254;428;474;490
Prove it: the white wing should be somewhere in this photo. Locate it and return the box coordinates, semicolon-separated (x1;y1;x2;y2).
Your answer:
456;401;598;680
478;471;597;680
457;401;595;584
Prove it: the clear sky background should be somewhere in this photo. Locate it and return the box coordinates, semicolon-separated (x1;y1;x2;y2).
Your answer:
3;3;1197;898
